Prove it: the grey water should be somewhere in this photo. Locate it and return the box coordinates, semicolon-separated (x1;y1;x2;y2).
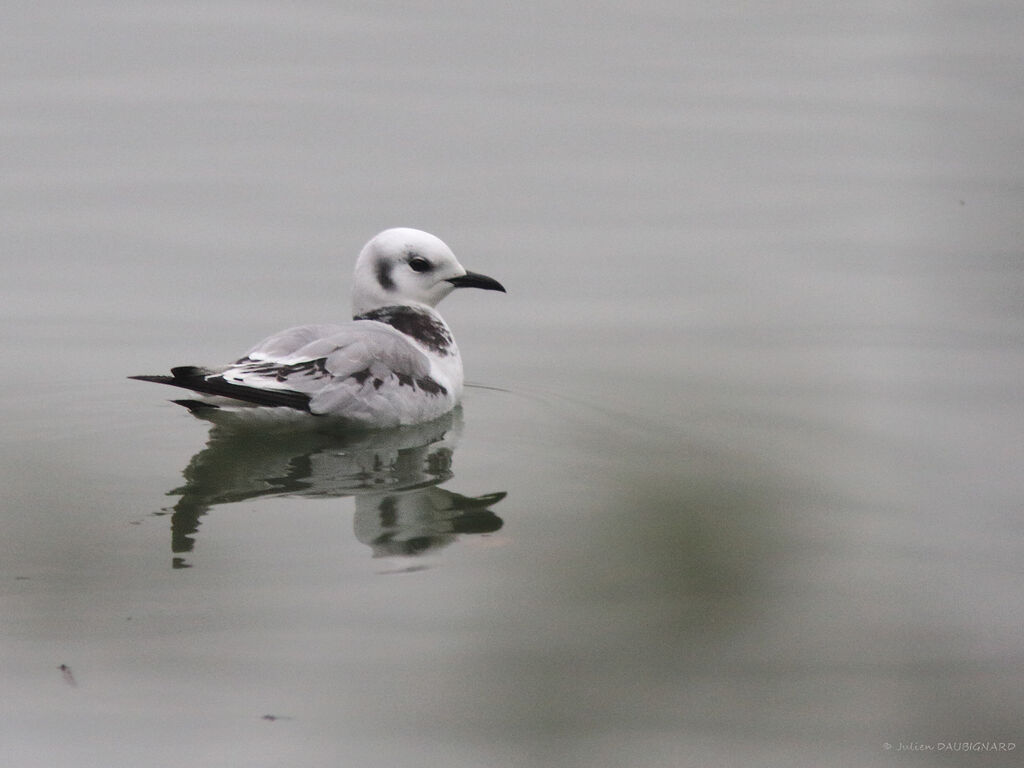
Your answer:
2;2;1023;766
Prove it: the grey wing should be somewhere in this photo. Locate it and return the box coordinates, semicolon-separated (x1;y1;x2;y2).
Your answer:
223;321;444;420
242;323;349;361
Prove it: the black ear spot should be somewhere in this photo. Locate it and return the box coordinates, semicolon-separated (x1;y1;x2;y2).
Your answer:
376;260;395;291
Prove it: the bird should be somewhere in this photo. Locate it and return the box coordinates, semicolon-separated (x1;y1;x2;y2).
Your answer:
130;228;505;428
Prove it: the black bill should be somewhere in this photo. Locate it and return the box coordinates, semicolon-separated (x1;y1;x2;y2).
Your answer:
446;270;506;293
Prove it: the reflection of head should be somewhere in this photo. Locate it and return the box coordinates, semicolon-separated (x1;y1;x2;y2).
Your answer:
354;488;506;557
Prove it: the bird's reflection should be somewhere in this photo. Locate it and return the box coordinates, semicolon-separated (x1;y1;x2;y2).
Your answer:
158;409;505;568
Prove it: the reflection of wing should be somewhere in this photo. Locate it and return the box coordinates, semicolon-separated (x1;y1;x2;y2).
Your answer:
165;414;458;567
137;321;456;426
155;410;505;568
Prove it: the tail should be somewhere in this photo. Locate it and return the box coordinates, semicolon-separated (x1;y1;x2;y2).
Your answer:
129;366;312;411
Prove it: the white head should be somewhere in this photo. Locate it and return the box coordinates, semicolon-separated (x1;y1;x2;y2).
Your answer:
351;228;504;316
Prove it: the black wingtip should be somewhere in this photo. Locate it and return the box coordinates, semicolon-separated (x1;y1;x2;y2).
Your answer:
170;365;217;379
129;367;218;384
130;366;312;412
172;399;222;413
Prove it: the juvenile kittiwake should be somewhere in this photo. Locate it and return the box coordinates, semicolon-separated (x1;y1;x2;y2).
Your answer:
130;228;505;427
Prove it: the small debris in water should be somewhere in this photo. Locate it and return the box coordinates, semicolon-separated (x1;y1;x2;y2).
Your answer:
260;714;293;722
59;664;77;687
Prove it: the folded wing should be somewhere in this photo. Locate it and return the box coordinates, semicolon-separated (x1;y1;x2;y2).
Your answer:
134;321;454;426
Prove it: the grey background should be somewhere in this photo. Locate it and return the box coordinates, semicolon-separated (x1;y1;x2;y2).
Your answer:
2;2;1023;766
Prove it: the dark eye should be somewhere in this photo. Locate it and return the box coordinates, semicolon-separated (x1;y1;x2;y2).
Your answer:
408;256;431;273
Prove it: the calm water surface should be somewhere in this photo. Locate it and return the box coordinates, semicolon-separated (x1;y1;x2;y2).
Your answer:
2;2;1023;767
